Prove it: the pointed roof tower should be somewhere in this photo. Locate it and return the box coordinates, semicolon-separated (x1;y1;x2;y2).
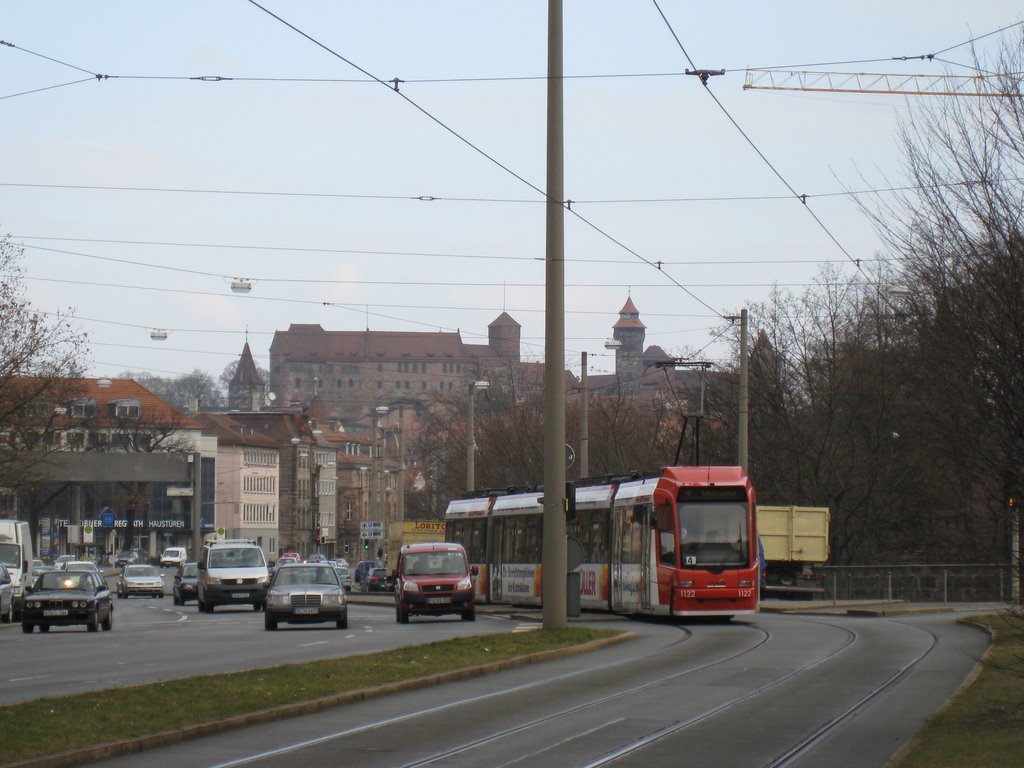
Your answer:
228;342;265;410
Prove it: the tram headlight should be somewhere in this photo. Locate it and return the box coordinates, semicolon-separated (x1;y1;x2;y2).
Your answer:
676;580;694;589
739;579;754;588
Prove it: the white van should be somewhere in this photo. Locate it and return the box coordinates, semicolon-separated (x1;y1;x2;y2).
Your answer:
0;520;34;617
159;546;187;567
196;539;269;613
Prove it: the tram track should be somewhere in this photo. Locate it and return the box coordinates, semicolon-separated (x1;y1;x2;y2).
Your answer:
207;621;766;768
217;618;868;768
759;621;940;768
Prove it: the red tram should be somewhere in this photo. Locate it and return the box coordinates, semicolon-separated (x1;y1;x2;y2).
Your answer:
445;465;759;618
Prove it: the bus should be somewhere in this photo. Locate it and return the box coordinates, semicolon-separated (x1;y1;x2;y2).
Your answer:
445;465;759;618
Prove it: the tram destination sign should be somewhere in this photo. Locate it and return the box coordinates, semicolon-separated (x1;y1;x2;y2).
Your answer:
678;486;747;501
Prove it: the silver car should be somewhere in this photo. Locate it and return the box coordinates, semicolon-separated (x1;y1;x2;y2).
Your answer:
264;563;347;631
0;564;14;623
117;565;164;599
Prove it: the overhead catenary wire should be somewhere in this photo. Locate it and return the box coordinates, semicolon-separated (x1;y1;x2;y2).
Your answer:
1;176;1013;205
651;0;865;275
243;0;726;320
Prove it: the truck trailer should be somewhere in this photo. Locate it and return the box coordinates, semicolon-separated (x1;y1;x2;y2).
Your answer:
757;506;830;597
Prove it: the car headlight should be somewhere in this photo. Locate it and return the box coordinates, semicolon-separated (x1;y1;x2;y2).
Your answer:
267;593;288;607
456;577;473;591
256;575;269;585
403;580;420;593
321;593;341;607
207;577;221;585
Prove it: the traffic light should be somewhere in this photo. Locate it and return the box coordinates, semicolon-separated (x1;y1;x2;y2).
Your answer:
315;525;322;543
363;539;370;550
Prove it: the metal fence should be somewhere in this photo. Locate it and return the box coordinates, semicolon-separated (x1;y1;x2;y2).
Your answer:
815;564;1015;604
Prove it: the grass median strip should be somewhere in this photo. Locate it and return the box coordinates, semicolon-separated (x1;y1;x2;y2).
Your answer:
896;612;1024;768
0;627;619;765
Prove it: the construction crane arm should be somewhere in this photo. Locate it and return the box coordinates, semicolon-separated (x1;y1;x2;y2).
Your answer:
743;69;1016;97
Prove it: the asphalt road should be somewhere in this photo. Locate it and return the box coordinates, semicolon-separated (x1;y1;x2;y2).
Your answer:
69;606;989;768
0;574;519;706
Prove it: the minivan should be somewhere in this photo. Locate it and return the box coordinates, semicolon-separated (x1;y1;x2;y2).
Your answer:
394;542;476;623
196;539;269;613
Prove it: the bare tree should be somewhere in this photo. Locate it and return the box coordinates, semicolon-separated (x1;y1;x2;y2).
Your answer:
0;235;88;495
121;368;225;411
708;264;932;564
860;37;1024;571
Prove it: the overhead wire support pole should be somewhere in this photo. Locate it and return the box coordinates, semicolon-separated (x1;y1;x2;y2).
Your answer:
542;0;567;629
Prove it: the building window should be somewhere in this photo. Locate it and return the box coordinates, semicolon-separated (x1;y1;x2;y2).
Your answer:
70;398;96;418
294;378;302;389
112;399;141;419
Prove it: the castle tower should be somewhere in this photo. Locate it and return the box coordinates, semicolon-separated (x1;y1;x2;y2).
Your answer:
612;297;645;393
228;342;265;410
488;312;521;362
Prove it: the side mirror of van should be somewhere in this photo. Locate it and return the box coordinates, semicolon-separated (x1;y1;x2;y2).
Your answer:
471;565;479;576
197;561;206;571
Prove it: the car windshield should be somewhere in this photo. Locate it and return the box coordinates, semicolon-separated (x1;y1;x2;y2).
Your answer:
405;553;466;575
209;548;265;568
38;572;94;591
181;563;198;577
125;565;159;577
274;567;338;586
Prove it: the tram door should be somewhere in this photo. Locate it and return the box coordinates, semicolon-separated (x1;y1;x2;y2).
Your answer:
610;502;627;612
611;502;647;612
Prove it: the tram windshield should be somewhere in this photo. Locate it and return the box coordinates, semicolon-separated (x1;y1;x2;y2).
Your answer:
678;501;750;570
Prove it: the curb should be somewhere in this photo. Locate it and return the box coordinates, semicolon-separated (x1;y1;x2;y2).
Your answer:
3;631;636;768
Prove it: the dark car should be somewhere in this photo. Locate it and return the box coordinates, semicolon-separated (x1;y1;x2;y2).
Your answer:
366;567;391;592
173;562;199;605
114;550;140;568
353;559;380;590
264;563;347;631
21;570;113;633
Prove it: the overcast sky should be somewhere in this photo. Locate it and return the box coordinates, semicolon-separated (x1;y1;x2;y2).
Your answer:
4;1;1018;383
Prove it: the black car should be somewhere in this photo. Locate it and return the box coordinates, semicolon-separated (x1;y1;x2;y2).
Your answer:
21;570;113;633
173;562;199;605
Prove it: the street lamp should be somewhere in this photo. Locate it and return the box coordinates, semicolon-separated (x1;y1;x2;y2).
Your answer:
372;406;389;530
467;380;489;491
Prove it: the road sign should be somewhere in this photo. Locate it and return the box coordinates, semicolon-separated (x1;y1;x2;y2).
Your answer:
360;521;384;533
83;524;94;544
101;508;115;527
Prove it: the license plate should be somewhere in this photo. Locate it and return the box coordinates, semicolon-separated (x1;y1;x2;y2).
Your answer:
231;592;248;598
426;597;450;605
43;609;69;616
293;607;318;615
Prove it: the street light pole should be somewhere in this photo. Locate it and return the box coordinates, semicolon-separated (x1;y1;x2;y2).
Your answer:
580;351;589;478
466;381;489;492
